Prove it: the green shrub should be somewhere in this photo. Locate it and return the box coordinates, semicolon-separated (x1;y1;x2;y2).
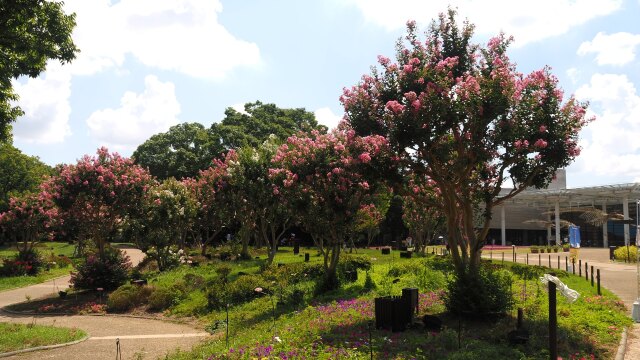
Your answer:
148;287;181;311
614;245;637;262
70;247;131;290
339;254;372;273
215;264;232;282
107;284;154;312
424;255;454;273
363;271;376;292
412;266;447;292
183;273;206;291
207;274;265;309
445;266;514;317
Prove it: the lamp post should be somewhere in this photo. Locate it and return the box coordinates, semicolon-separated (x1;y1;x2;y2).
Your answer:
633;200;640;322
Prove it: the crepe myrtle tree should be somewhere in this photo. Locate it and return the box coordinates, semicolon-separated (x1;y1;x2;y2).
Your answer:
340;10;591;274
403;176;445;254
41;147;153;260
0;192;58;253
269;130;394;287
227;137;292;265
187;152;235;256
135;178;198;271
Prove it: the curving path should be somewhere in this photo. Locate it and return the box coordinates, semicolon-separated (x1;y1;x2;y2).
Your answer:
484;247;640;360
0;248;209;359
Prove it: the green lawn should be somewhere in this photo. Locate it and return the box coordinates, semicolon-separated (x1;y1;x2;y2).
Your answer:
0;322;86;353
0;242;77;260
0;266;72;292
0;242;77;292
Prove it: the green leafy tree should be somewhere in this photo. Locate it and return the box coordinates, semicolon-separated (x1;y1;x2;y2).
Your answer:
213;101;326;151
0;0;78;142
132;122;222;180
341;11;590;275
0;143;53;213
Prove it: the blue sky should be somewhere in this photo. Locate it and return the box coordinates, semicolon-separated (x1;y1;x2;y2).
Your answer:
10;0;640;188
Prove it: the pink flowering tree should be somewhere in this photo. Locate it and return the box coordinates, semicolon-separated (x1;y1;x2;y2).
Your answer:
228;137;292;265
353;194;389;248
403;176;445;254
0;192;58;253
270;130;394;287
188;152;235;256
41;147;153;260
341;10;591;275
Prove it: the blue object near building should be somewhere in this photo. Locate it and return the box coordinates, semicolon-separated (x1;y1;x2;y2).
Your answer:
569;225;581;248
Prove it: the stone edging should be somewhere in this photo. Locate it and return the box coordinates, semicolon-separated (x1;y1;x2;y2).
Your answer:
615;326;628;360
0;334;89;358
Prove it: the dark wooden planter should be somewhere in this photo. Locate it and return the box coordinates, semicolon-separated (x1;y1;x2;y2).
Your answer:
381;248;391;255
400;251;412;259
374;288;419;332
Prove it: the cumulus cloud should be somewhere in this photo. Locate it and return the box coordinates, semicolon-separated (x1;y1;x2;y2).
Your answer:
348;0;621;46
86;75;180;149
64;0;261;78
577;32;640;66
571;73;640;181
12;63;72;144
314;107;342;130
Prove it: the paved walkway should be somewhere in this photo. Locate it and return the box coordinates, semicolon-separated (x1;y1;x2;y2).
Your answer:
484;247;640;360
0;248;209;359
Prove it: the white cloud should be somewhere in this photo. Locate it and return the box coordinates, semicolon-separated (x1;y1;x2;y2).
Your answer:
566;68;580;84
86;75;180;149
314;107;342;130
12;63;72;144
577;32;640;66
348;0;621;46
64;0;261;79
571;74;640;181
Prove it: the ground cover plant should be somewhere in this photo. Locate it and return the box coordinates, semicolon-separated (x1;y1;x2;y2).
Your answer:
76;247;625;360
0;322;86;353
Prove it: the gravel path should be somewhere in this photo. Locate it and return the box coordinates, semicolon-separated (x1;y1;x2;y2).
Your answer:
0;248;210;359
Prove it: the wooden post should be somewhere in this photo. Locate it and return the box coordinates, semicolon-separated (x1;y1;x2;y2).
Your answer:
572;258;575;275
526;253;529;265
579;260;582;277
565;256;568;272
502;252;504;264
585;262;589;281
539;254;541;266
548;255;551;268
557;256;560;269
591;266;594;287
597;269;601;295
548;273;557;360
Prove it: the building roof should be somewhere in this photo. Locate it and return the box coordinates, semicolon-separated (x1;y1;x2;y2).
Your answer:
503;183;640;208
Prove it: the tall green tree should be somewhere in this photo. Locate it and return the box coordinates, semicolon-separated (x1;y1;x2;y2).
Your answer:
0;0;78;142
212;101;326;151
132;122;221;180
134;102;325;180
0;143;53;212
341;10;590;275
